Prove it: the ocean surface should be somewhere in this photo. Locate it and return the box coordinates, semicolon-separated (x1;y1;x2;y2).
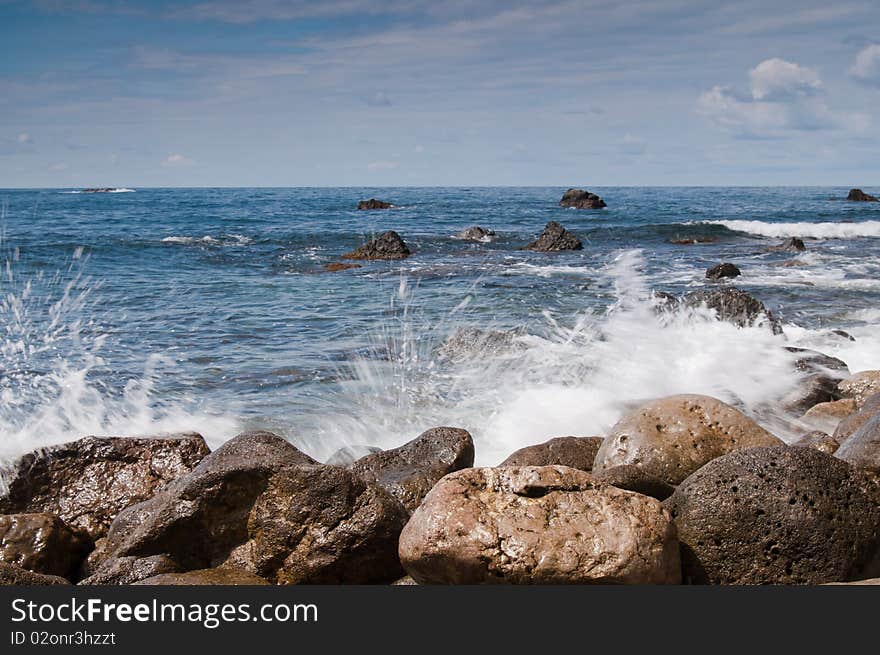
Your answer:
1;186;879;465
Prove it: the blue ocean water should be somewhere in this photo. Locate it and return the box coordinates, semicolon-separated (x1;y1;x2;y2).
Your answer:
1;186;879;463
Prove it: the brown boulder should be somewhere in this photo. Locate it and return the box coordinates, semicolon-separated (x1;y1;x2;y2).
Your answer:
134;569;269;585
399;466;681;584
522;221;582;252
498;436;603;472
593;464;676;501
558;188;607;209
847;188;879;202
350;427;474;511
0;513;91;579
668;446;880;584
593;394;782;486
342;230;410;260
357;198;393;210
79;554;183;585
0;562;70;585
834;393;880;442
324;262;361;272
705;262;741;280
837;371;880;408
801;398;857;433
835;412;880;474
792;431;840;455
0;434;209;540
90;431;407;584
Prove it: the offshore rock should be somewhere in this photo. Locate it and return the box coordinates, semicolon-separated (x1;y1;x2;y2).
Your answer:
342;230;411;260
558;188;606;209
522;221;582;251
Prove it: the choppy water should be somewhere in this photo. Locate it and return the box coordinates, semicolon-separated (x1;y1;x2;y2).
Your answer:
1;186;878;464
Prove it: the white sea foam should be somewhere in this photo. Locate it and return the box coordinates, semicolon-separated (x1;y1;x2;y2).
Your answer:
705;220;880;239
161;234;252;246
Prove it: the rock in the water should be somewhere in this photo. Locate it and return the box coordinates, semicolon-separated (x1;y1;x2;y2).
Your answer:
847;188;879;202
90;431;407;584
668;446;880;584
435;327;525;362
769;237;806;252
792;431;840;455
0;562;70;585
835;411;880;475
326;445;382;467
682;287;782;334
357;198;393;210
837;371;880;408
783;348;850;414
522;221;582;252
79;554;182;586
706;262;741;280
456;226;496;241
134;569;270;585
593;464;676;501
399;466;680;584
324;262;361;272
342;230;410;260
499;436;603;472
593;394;782;486
0;513;91;579
834;393;880;442
0;434;210;540
801;399;857;433
351;427;474;511
558;188;607;209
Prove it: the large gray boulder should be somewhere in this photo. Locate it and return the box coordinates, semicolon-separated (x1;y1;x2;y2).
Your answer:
0;434;210;540
399;466;680;584
668;446;880;584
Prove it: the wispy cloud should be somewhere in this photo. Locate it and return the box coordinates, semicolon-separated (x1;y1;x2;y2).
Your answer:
161;153;194;167
851;44;880;87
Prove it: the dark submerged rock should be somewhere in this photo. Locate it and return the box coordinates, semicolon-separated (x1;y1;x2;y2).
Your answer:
350;427;475;511
0;562;70;585
668;446;880;584
90;430;408;584
559;188;607;209
593;464;676;501
847;188;879;202
498;436;603;472
357;198;394;210
342;230;411;260
522;221;582;252
0;433;210;540
456;226;496;241
682;287;783;334
770;237;806;252
0;513;92;579
706;262;741;280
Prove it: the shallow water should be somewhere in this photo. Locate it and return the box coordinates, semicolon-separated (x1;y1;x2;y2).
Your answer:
0;186;878;464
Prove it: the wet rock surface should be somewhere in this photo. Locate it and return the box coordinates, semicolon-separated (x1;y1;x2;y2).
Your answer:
499;436;603;472
134;569;270;585
706;262;741;280
357;198;393;210
522;221;582;251
835;411;880;474
792;431;840;455
558;188;607;209
682;287;782;333
456;226;496;241
837;371;880;407
847;188;878;202
0;513;92;579
0;562;70;585
342;230;411;260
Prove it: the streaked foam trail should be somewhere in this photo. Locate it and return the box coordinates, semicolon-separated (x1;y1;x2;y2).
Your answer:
703;220;880;239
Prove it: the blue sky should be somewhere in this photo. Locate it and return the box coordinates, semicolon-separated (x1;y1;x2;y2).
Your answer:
1;0;879;186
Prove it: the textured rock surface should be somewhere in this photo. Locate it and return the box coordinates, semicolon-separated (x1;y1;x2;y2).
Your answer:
801;398;857;433
834;393;880;442
706;262;741;280
837;371;880;408
682;287;782;333
499;436;603;472
435;327;525;362
342;230;410;260
835;412;880;474
326;445;382;467
522;221;582;251
558;188;607;209
792;431;840;455
593;394;782;486
79;554;183;585
0;434;210;540
0;562;70;585
356;198;393;210
0;513;92;579
593;464;676;501
456;226;496;241
134;569;270;585
399;466;681;584
668;446;880;584
351;427;474;511
847;188;879;202
90;431;408;584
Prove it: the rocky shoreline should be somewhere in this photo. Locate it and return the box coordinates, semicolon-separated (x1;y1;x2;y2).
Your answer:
1;361;878;585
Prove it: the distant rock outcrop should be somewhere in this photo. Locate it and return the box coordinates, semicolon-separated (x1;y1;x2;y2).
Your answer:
847;188;878;202
770;237;806;252
357;199;394;210
522;221;582;251
706;262;741;280
559;188;607;209
343;231;411;260
456;226;496;242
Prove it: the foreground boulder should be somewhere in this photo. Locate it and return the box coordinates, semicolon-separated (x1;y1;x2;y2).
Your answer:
668;447;880;584
522;221;582;252
837;371;880;408
683;287;782;334
847;188;879;202
357;198;393;210
399;466;680;584
134;569;269;585
343;230;410;260
835;412;880;475
792;431;840;455
559;188;607;209
593;394;782;486
0;562;69;585
706;262;741;280
91;431;408;584
801;399;857;433
456;226;496;241
0;434;209;540
0;513;92;579
351;427;474;511
499;436;603;472
79;554;182;585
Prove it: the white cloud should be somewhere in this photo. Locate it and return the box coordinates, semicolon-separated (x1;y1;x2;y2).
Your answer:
17;132;33;144
851;44;880;87
367;160;399;170
161;153;194;167
748;58;822;100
